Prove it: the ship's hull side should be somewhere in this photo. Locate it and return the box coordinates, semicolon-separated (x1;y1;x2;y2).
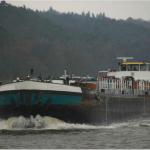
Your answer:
1;90;150;124
0;90;86;122
0;90;82;106
92;94;150;124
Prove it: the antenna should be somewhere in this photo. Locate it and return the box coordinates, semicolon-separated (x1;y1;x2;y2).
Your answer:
117;57;134;62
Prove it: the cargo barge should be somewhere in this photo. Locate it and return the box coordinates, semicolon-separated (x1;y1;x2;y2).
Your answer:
1;57;150;124
0;72;99;124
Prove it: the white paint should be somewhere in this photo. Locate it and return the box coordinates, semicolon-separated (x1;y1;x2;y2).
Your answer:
51;79;76;84
0;81;82;93
107;71;150;81
51;80;64;84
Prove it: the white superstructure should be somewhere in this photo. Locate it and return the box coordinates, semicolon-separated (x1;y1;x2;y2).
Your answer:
97;57;150;96
99;57;150;81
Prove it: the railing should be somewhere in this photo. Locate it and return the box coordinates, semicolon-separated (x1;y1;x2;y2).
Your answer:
96;77;150;96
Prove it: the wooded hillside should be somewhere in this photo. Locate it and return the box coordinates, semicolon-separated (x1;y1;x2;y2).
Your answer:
0;1;150;81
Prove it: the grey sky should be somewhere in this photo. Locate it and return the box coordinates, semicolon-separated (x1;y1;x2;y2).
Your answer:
3;0;150;20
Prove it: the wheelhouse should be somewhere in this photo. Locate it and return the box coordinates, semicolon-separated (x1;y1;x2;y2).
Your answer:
119;61;150;71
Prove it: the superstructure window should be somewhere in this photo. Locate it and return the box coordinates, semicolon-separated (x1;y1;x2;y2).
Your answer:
149;64;150;71
132;65;139;71
147;64;150;71
121;65;126;71
127;65;139;71
140;64;146;71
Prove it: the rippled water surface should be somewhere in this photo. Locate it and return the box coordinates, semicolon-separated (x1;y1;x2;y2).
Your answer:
0;115;150;149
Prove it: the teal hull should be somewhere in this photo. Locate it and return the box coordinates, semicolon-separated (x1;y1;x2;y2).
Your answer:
0;90;88;123
0;90;82;106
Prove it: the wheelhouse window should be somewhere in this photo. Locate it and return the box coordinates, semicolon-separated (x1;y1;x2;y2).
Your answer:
140;64;146;71
120;64;139;71
121;64;126;71
147;64;150;71
127;65;139;71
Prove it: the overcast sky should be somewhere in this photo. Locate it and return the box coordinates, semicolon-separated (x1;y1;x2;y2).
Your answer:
3;0;150;20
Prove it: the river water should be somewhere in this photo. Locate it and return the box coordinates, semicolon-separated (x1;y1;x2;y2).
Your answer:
0;115;150;149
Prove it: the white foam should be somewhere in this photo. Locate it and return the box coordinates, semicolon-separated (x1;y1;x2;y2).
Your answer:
0;115;147;131
0;115;111;130
0;115;64;130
